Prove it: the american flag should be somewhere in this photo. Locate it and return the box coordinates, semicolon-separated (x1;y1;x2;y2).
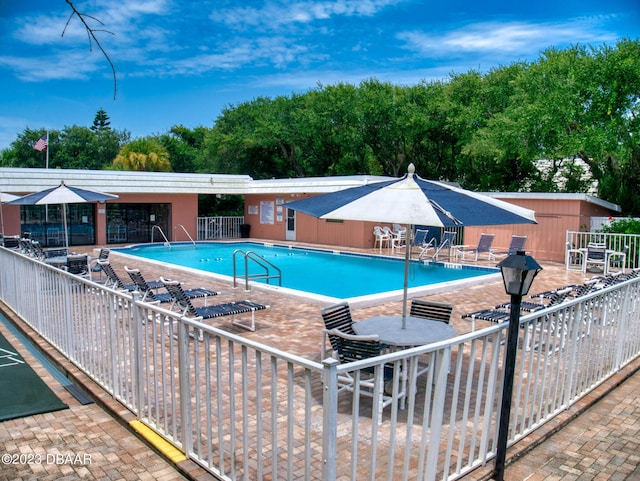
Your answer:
34;134;48;151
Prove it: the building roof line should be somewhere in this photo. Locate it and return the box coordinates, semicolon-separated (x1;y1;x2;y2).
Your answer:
0;167;622;212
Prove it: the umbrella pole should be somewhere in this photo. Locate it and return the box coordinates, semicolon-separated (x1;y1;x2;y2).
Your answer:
63;204;69;250
401;224;412;328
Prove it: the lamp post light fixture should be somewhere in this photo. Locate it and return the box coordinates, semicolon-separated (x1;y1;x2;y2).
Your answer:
493;250;542;481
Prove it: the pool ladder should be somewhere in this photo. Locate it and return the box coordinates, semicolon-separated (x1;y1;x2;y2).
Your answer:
233;249;282;291
174;224;196;245
151;225;170;247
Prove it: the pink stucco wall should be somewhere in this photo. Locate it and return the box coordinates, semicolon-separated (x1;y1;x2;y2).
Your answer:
464;198;616;262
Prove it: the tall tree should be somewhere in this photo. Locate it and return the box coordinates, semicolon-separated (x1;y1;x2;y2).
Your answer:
0;128;56;168
206;97;287;179
297;83;373;176
113;138;171;172
91;109;111;131
0;126;127;170
159;125;210;173
582;40;640;213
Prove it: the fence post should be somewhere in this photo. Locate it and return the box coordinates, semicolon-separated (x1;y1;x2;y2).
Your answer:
321;358;338;481
177;318;193;456
425;347;452;481
614;284;632;370
130;292;145;415
63;275;75;358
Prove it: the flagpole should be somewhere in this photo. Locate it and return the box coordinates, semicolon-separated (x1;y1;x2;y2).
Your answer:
45;131;49;230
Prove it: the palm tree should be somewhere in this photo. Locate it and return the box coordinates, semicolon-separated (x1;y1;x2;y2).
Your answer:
113;138;171;172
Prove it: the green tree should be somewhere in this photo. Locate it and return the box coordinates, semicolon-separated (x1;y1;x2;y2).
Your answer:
0;128;56;168
91;108;111;131
358;79;410;176
398;81;459;181
0;124;128;170
584;40;640;213
159;125;210;173
113;137;171;172
93;128;129;168
55;125;103;169
206;97;290;179
451;65;541;191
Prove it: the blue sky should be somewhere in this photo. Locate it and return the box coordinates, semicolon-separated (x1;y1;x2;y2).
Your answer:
1;0;638;151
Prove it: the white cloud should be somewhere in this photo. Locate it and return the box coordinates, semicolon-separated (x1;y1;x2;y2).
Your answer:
13;13;86;45
0;51;103;82
154;36;315;76
94;0;171;22
398;18;618;58
210;0;402;29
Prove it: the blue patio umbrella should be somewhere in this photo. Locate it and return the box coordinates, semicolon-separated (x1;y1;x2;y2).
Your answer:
9;181;118;249
286;163;537;326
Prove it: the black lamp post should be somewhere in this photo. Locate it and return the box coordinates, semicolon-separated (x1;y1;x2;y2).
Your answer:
493;250;542;481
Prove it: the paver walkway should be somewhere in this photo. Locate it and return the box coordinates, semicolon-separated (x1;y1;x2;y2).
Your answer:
0;318;194;481
505;360;640;481
471;356;640;481
0;245;638;480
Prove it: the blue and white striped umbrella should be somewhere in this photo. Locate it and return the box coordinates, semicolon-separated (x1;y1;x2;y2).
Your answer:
286;163;537;325
9;181;118;206
285;163;536;227
9;181;118;248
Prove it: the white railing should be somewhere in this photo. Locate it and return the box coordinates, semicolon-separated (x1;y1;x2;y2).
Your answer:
566;231;640;270
590;216;640;231
1;246;639;480
197;216;245;240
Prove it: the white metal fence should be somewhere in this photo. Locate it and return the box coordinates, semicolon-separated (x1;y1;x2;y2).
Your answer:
197;216;245;240
590;216;640;231
566;231;640;270
1;246;639;480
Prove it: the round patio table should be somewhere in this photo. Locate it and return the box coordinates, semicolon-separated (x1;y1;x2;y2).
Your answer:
353;315;458;409
44;256;68;268
352;315;457;347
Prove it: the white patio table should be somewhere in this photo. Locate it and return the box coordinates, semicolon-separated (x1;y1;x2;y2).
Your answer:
352;315;457;347
353;315;458;406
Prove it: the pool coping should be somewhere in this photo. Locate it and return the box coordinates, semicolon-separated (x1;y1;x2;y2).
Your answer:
112;241;502;308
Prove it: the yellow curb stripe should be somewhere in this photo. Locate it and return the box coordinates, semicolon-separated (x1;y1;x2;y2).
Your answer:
129;420;186;463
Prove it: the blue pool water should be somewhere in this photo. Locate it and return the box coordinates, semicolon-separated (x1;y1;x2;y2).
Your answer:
114;242;498;300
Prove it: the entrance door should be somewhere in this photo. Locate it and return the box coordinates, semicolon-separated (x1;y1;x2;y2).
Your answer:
105;203;170;244
285;208;296;241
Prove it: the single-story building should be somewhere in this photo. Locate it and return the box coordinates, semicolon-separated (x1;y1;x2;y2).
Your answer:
0;168;621;263
243;178;621;263
0;168;251;246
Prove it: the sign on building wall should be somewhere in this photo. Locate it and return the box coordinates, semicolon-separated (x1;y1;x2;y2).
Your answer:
260;201;274;224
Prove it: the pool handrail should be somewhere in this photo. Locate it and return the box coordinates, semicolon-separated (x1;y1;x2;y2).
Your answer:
151;225;170;247
233;249;282;290
174;224;196;245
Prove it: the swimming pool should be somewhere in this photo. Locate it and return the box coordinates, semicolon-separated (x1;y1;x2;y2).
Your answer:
113;242;500;305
